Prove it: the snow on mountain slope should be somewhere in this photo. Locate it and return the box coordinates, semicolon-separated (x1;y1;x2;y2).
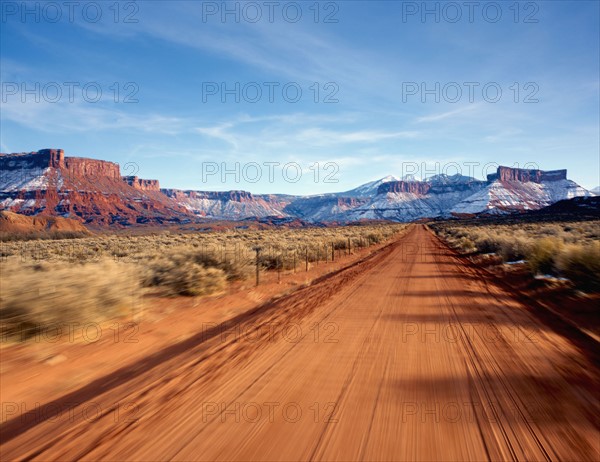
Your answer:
346;192;439;221
161;190;289;219
284;196;369;221
344;182;486;221
288;179;486;222
338;175;400;197
0;165;63;192
424;173;477;185
0;149;190;226
451;178;592;215
1;149;593;224
98;165;596;222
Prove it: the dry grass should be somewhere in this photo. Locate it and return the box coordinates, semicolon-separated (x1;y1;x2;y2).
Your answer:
0;259;138;342
140;246;252;296
142;257;227;297
0;230;89;242
0;224;404;264
527;238;563;275
555;242;600;292
0;224;405;341
431;220;600;292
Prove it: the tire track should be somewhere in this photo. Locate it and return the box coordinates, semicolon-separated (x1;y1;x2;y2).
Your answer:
431;230;556;461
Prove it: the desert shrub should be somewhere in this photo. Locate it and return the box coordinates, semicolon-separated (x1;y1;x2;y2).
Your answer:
188;250;251;281
457;237;477;253
0;246;14;258
332;238;348;250
142;257;226;296
1;223;405;266
432;220;599;291
258;252;284;270
0;223;406;311
258;245;333;270
474;235;502;254
555;242;600;292
0;230;89;242
498;237;531;262
451;229;468;239
0;259;137;341
351;236;365;248
366;233;382;244
526;237;563;275
539;225;561;237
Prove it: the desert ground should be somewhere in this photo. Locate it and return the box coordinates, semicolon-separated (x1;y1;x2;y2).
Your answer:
1;224;598;461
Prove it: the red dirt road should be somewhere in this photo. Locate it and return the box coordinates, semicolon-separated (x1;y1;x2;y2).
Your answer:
1;225;598;461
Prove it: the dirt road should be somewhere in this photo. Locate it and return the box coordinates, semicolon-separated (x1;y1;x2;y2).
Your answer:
1;225;598;461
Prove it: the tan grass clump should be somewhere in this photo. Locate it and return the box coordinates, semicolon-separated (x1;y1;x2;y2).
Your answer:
0;258;137;341
526;237;563;275
431;219;600;292
142;255;227;297
555;242;600;292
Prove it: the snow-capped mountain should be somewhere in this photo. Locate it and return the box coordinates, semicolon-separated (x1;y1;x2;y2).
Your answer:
451;167;592;215
0;149;593;226
161;189;291;219
591;186;600;196
424;173;477;184
344;179;487;221
280;167;590;222
0;149;191;226
337;175;400;197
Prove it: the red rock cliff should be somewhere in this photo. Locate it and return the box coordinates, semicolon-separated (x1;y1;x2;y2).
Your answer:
487;167;567;183
0;149;64;171
123;176;161;191
64;157;121;180
0;149;122;182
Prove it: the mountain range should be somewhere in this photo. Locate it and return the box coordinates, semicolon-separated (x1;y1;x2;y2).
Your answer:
0;149;594;227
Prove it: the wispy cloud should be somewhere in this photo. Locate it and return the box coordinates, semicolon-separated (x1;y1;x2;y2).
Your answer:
483;128;524;143
2;1;598;192
195;123;238;148
295;128;420;145
415;104;481;123
1;99;188;134
194;113;421;154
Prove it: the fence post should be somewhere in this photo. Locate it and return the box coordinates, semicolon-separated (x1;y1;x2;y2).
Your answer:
305;247;309;272
278;254;281;283
253;246;261;286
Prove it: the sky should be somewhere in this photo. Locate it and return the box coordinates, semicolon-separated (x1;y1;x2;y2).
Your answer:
1;0;599;194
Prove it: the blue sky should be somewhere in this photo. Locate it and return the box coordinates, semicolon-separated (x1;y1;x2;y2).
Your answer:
1;0;599;193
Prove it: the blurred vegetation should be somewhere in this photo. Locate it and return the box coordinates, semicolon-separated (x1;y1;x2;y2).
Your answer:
0;224;405;341
0;259;137;342
430;220;600;292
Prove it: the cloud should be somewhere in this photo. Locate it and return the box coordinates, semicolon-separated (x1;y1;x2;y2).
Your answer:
195;123;238;148
76;2;401;103
295;128;420;145
1;98;187;134
415;104;481;123
483;128;524;143
193;113;422;154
